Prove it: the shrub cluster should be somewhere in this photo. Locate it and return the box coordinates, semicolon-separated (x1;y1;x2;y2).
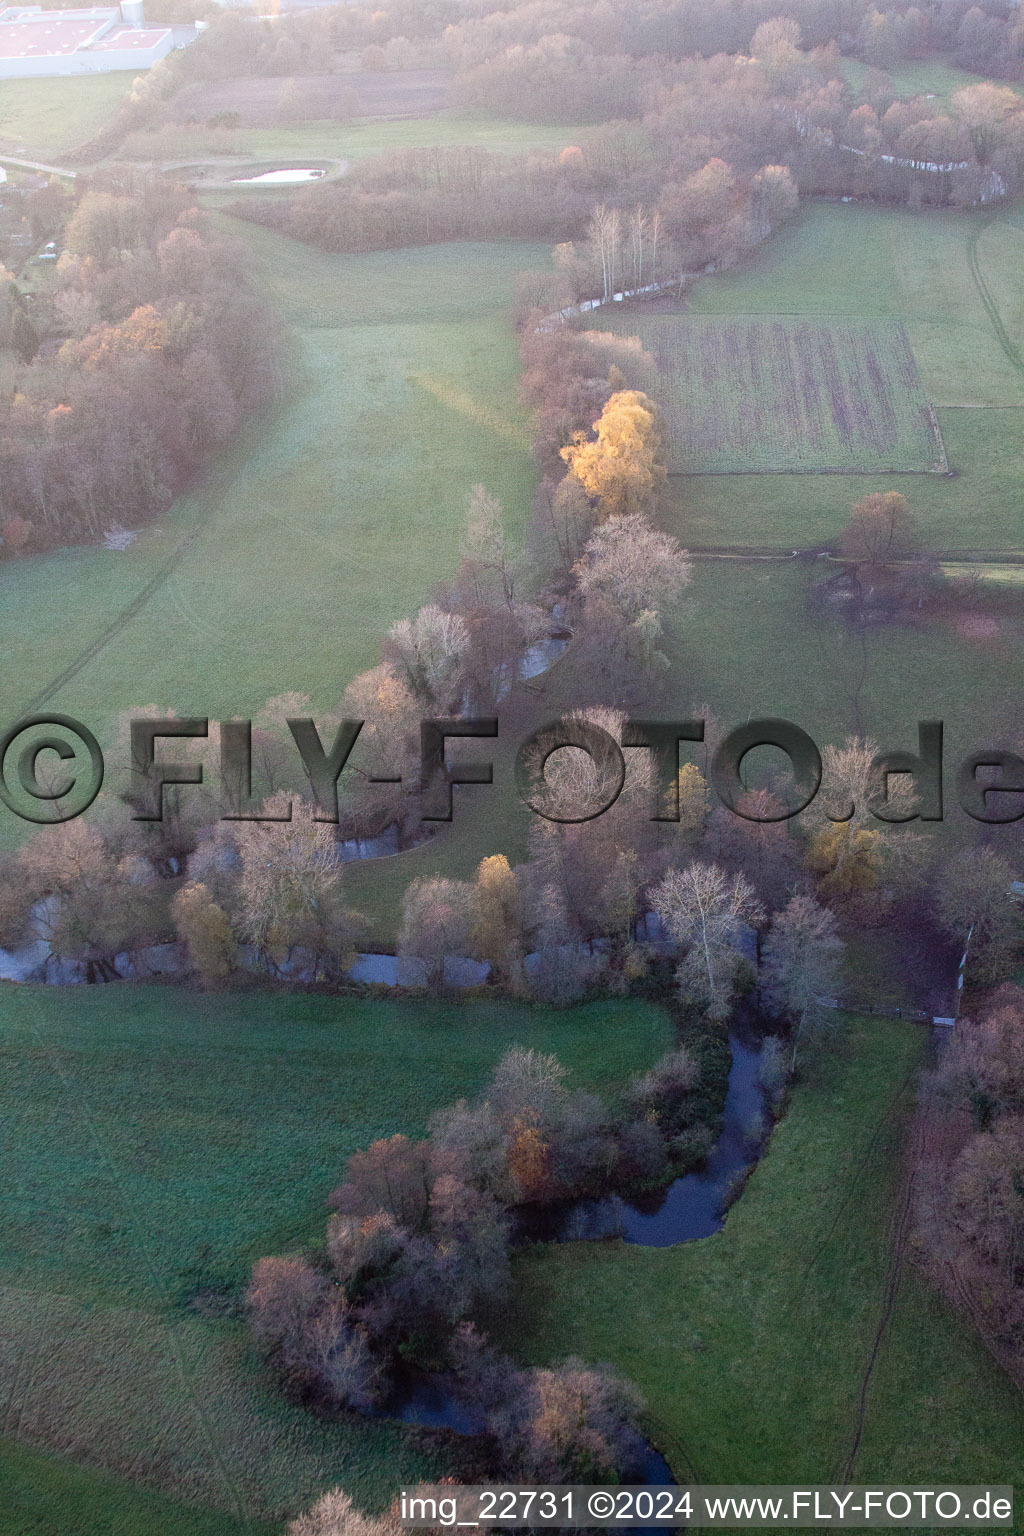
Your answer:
247;1041;717;1475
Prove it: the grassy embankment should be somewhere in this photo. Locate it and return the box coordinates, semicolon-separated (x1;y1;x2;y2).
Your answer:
0;986;674;1527
0;74;133;162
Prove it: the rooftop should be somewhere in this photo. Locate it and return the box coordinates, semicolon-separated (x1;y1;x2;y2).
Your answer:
90;22;172;48
0;17;109;55
0;5;170;60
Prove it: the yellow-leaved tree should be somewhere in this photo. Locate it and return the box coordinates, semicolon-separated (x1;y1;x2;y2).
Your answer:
472;854;525;988
172;881;236;989
560;389;666;518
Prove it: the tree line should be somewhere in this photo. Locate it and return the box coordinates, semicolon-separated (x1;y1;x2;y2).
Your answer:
916;983;1024;1374
1;316;1018;1011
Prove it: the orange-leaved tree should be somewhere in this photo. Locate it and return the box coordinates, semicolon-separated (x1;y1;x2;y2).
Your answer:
560;389;666;519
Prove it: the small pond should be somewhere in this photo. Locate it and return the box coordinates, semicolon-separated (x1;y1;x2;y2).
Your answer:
231;167;327;185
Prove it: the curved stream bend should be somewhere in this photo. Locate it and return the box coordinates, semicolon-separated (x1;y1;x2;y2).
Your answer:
381;1030;768;1462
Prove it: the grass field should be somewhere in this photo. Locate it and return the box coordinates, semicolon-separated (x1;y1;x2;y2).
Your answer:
0;230;545;847
643;201;1024;548
0;73;133;160
0;1439;270;1536
502;1017;1024;1507
633;315;942;474
119;109;590;172
839;54;998;104
839;54;1024;107
0;985;673;1523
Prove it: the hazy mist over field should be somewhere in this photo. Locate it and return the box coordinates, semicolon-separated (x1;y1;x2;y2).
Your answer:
0;1;1022;1531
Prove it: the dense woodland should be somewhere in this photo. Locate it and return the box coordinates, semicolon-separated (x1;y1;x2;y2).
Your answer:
107;0;1024;106
0;171;279;556
233;32;1024;256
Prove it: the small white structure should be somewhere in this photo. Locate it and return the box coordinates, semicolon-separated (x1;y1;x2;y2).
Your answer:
0;2;175;76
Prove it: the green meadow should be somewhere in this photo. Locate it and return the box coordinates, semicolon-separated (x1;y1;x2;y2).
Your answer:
0;230;544;844
839;54;1001;104
0;73;133;161
0;985;673;1524
120;108;589;171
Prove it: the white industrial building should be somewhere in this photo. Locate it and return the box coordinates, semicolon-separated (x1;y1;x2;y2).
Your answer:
0;2;175;76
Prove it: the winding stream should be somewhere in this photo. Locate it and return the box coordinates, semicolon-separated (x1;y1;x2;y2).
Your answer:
380;1027;769;1475
516;1030;766;1247
378;1369;675;1483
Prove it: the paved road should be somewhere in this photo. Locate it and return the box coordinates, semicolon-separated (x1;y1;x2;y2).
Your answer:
0;152;77;179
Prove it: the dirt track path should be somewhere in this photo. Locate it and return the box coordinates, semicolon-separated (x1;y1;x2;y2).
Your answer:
967;211;1024;377
835;1100;926;1484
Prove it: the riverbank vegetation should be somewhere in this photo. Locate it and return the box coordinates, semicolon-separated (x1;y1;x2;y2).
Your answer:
916;983;1024;1381
246;1034;728;1477
0;253;1018;1013
503;1015;1024;1487
1;0;1022;1524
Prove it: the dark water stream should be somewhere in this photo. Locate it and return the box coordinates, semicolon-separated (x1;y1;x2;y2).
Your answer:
516;1031;766;1246
378;1369;675;1483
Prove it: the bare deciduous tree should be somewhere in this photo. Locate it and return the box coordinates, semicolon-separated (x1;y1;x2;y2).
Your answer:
652;862;763;1019
762;894;845;1068
398;875;475;990
289;1489;404;1536
237;794;358;978
840;492;920;572
386;604;470;709
574;512;691;625
937;846;1020;985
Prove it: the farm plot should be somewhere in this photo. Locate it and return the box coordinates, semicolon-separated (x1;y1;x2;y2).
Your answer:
632;315;945;475
169;70;453;128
